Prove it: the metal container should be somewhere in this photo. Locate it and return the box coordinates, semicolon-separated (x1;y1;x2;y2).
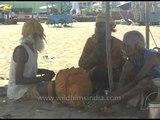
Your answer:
149;101;160;118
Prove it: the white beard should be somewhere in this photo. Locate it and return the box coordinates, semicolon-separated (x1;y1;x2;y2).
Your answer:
20;36;45;52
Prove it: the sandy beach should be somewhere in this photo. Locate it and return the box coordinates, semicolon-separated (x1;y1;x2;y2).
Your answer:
0;22;159;118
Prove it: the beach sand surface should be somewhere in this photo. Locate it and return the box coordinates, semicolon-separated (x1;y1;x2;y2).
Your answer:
0;22;159;118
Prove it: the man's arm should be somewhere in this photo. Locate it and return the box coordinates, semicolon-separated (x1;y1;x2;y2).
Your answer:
117;53;158;91
13;46;54;85
37;69;55;76
79;38;94;69
118;60;135;89
134;53;160;82
79;37;105;69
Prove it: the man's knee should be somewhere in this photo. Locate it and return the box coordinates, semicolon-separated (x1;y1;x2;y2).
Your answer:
89;66;108;80
89;65;109;89
136;78;153;91
36;81;56;98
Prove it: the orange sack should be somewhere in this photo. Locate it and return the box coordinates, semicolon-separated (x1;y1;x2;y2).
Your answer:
55;67;92;108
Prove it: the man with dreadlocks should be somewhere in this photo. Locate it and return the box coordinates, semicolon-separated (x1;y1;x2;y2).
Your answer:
7;19;55;101
79;13;125;94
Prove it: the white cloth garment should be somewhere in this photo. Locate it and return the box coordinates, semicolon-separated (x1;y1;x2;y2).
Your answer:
7;43;38;100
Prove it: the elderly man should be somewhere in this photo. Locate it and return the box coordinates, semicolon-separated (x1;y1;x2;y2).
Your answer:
7;19;55;101
87;30;160;110
79;13;125;93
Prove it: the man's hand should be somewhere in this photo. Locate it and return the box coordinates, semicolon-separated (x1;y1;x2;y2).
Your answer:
43;70;55;81
37;69;53;75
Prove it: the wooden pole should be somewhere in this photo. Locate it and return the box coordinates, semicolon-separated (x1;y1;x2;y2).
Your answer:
145;2;150;48
105;2;113;91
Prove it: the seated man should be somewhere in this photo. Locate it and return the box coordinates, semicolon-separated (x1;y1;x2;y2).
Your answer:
79;13;125;91
86;30;160;110
7;19;55;101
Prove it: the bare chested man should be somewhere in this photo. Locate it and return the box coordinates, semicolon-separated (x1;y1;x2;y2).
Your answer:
79;13;125;94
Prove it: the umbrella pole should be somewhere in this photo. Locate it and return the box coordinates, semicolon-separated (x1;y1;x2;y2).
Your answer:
145;2;150;48
105;2;114;92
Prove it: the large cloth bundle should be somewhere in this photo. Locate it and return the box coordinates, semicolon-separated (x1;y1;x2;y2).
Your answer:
55;67;92;107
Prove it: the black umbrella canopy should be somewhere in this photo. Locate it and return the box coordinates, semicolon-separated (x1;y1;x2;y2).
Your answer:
116;2;131;10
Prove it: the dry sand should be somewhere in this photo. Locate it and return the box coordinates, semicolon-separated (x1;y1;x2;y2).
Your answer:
0;22;159;118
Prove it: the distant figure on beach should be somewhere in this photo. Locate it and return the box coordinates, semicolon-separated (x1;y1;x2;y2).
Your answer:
79;13;125;94
7;19;55;101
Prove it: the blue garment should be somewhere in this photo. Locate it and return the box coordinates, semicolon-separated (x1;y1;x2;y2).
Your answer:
129;48;160;77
